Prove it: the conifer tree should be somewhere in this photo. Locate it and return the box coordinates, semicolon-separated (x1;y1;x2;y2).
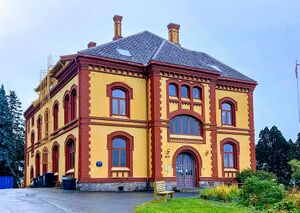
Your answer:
8;90;24;184
0;85;14;177
256;126;291;184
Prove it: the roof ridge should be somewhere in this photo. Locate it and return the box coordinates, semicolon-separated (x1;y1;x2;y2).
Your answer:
149;40;166;62
78;30;151;53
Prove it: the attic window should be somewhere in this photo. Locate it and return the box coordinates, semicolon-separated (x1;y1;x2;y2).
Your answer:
116;48;132;56
210;65;221;72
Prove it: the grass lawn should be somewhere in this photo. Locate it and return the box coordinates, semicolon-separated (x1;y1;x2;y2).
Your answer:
135;197;253;213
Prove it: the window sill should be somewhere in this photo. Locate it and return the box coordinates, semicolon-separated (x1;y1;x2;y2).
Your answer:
66;168;74;174
170;134;202;140
111;115;129;119
111;167;130;171
224;168;237;172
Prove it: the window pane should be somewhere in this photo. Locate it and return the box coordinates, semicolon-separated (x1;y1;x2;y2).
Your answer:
193;88;200;99
181;86;188;98
112;150;119;166
175;116;181;134
120;100;126;115
229;154;234;168
190;117;195;135
169;84;177;96
112;99;119;114
112;89;125;98
113;138;126;148
182;116;188;134
224;154;229;168
222;103;231;110
224;144;233;152
170;118;175;134
227;112;232;125
195;120;201;136
222;111;227;125
120;150;126;167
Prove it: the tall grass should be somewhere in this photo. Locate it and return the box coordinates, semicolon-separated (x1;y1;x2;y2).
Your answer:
200;184;240;202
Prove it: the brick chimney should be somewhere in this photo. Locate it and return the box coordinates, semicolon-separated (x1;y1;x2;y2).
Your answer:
87;41;97;48
113;15;123;40
167;23;180;44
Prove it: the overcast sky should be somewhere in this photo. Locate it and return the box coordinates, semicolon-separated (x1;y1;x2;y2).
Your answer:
1;0;299;142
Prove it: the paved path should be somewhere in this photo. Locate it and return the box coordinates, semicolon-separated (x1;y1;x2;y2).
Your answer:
0;188;197;213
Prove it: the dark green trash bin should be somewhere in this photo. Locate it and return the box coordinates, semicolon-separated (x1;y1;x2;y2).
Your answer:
43;173;54;187
62;176;76;190
37;176;43;187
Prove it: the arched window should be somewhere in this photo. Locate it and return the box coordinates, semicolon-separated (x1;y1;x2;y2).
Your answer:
223;144;235;168
221;102;234;126
112;89;126;116
169;84;177;97
70;89;77;120
181;85;189;98
53;103;59;131
42;148;48;174
31;131;35;154
44;110;49;137
35;152;40;177
193;87;201;99
52;144;59;174
30;167;34;180
112;138;127;167
37;115;42;141
170;115;202;136
65;139;75;172
64;94;70;124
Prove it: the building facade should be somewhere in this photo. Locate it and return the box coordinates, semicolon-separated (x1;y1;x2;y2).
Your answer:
24;15;257;191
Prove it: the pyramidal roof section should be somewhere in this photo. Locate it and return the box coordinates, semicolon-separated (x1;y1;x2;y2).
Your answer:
79;31;255;83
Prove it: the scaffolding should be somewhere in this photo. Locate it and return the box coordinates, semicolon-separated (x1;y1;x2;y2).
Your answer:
34;55;57;148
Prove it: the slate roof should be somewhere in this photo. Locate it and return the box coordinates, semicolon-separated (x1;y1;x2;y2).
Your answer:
79;31;255;82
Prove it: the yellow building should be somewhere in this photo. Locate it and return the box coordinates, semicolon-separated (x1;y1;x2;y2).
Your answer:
24;15;257;191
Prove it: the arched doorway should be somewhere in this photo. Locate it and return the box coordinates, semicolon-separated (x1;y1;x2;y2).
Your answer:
176;153;196;188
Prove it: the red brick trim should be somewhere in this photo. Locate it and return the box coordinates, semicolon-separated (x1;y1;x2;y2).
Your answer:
35;150;41;177
247;91;256;170
78;63;91;182
220;138;240;177
106;82;133;118
52;142;60;175
107;131;134;177
64;134;77;174
209;81;218;178
52;100;59;131
219;97;237;126
172;146;202;187
149;67;163;181
219;97;238;111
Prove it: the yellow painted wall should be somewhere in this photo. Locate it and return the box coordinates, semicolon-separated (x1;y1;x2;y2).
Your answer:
216;90;249;129
88;71;148;178
25;75;79;185
89;71;147;120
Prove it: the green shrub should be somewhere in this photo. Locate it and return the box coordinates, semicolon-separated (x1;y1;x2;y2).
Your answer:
240;176;286;209
268;200;298;213
236;169;255;183
200;184;240;202
236;169;276;184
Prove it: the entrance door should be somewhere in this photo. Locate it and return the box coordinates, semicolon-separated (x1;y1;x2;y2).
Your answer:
176;153;196;188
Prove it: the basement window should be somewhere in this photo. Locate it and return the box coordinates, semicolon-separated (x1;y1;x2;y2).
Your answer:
116;48;132;57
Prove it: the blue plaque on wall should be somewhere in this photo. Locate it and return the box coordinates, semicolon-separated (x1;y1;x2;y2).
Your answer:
96;161;103;167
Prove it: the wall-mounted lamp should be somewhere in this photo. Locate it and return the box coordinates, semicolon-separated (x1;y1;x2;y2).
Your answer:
205;150;209;156
166;149;171;155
